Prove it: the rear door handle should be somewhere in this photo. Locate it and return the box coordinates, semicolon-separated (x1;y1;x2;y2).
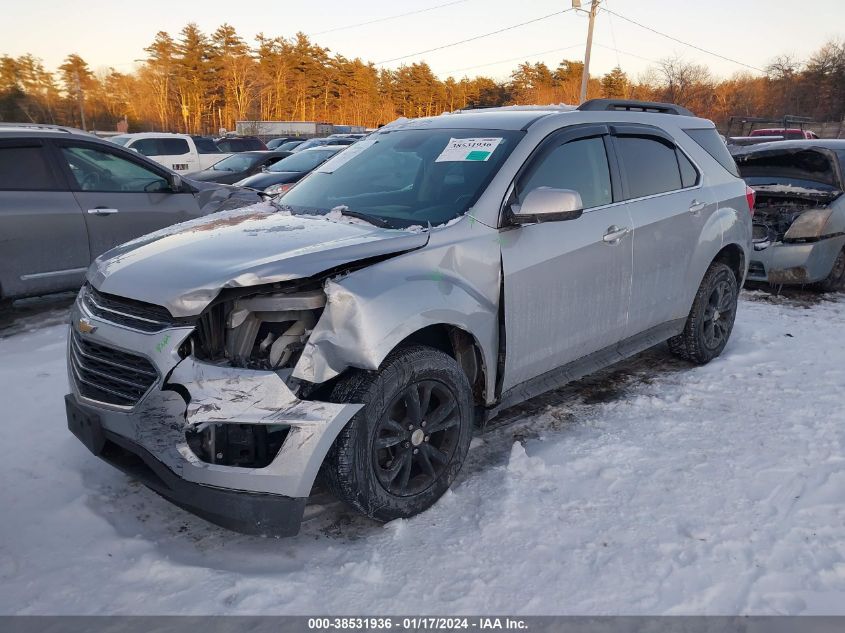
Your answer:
602;225;631;244
87;208;119;216
689;200;706;214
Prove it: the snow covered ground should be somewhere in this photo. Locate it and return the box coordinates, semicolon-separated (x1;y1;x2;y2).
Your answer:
1;289;845;615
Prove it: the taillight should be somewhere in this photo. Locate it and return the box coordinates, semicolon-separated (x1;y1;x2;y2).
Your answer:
745;185;756;217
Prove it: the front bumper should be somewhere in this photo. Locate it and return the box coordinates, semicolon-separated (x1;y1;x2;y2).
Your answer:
65;295;361;535
66;394;306;535
746;234;845;284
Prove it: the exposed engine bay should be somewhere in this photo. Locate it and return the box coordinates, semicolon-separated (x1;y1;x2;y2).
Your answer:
189;284;326;372
752;190;838;244
179;285;328;467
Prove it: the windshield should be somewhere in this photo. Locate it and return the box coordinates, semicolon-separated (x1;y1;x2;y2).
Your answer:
279;128;523;228
211;153;260;171
276;140;303;151
268;148;339;173
109;135;131;146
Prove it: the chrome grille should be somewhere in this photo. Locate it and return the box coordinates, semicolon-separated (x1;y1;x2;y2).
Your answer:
69;331;158;407
81;284;177;333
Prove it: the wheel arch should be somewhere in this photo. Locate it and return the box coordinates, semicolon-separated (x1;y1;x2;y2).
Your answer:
712;242;746;286
394;324;488;408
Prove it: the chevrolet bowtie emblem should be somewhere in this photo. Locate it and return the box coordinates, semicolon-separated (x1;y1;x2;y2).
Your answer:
77;317;97;334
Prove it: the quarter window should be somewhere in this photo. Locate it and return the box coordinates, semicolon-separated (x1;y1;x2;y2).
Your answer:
193;136;221;154
518;136;612;209
615;136;683;199
0;145;59;191
60;145;169;193
678;150;699;188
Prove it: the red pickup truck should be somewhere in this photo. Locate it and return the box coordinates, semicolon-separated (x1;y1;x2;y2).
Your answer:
749;128;819;139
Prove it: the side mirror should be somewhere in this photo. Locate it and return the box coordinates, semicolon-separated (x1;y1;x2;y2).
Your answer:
168;173;183;192
510;187;584;224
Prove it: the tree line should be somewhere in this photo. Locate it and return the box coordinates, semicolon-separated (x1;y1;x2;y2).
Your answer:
1;24;843;134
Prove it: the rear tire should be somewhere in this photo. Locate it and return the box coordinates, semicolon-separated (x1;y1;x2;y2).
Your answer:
322;345;474;522
815;247;845;292
668;262;738;365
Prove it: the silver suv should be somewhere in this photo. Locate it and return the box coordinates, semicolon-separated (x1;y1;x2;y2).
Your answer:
65;100;752;535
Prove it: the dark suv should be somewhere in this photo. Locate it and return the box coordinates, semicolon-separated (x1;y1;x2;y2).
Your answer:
0;124;261;303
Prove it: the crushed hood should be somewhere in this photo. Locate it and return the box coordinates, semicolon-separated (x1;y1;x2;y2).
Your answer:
87;203;429;317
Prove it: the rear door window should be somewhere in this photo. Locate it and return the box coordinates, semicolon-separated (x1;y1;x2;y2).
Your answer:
129;138;160;156
158;138;189;155
517;136;612;209
615;136;682;199
0;143;60;190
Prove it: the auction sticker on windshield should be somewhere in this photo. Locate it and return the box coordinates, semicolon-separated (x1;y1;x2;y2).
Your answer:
435;137;503;162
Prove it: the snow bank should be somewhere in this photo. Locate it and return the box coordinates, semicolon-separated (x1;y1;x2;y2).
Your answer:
1;291;845;614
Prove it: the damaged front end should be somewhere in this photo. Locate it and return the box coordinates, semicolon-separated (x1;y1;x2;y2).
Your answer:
737;146;845;284
66;279;364;536
66;209;434;534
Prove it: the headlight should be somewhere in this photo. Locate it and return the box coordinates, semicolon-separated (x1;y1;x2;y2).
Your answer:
264;182;295;196
784;208;833;241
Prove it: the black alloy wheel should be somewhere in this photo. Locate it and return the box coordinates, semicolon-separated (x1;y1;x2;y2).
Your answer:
372;380;460;497
701;276;736;351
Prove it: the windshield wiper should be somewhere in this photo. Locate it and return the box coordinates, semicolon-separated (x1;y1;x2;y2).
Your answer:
337;208;393;228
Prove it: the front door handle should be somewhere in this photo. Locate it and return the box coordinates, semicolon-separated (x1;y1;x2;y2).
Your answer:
602;225;631;244
689;200;706;214
87;208;119;216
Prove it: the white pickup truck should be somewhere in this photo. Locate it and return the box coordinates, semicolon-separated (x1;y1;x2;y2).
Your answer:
109;133;230;173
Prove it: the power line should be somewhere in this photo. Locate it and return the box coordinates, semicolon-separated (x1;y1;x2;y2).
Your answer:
311;0;469;36
602;0;622;69
592;42;658;65
443;43;586;75
600;6;765;73
375;8;576;66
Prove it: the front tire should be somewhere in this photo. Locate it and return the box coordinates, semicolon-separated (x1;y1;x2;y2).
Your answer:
322;345;474;522
668;262;738;365
815;247;845;292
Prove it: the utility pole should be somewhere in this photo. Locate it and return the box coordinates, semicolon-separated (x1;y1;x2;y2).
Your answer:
74;70;87;131
578;0;600;104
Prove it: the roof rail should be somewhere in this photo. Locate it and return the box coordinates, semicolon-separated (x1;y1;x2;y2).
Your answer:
0;121;88;134
577;99;694;117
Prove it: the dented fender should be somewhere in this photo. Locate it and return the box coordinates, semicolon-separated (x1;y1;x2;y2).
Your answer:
293;217;502;405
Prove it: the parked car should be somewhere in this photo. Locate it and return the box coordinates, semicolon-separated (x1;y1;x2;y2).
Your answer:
735;139;845;290
266;137;303;150
0;124;262;303
65;99;751;536
234;146;345;194
749;128;819;140
272;139;305;152
214;135;267;152
184;151;291;185
290;136;357;152
109;133;226;173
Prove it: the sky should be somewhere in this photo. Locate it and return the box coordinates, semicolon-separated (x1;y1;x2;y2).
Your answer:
3;0;844;82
